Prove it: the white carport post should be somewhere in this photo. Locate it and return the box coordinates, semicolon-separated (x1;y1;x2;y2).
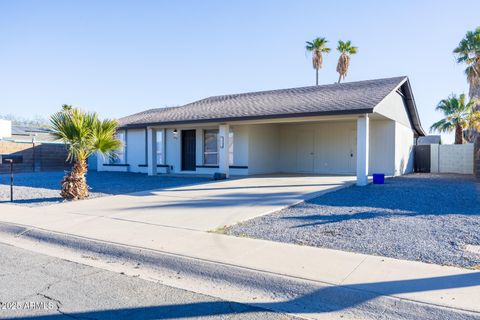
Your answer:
356;114;369;186
147;127;157;176
219;124;230;178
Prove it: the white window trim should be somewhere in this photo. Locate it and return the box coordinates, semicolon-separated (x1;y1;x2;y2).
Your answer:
108;130;126;164
156;129;165;165
203;129;219;165
202;129;234;166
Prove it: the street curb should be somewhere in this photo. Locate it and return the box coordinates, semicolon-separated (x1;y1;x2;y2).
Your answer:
0;222;478;320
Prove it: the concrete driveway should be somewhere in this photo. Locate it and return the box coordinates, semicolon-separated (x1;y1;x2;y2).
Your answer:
26;174;355;231
1;174;479;318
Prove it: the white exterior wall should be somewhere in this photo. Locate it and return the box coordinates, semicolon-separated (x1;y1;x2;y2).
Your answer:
394;122;414;175
430;144;473;174
279;121;357;174
97;128;147;173
98;109;412;178
374;91;411;128
0;119;12;139
369;120;395;175
277;120;395;175
232;125;249;167
96;125;248;175
248;124;280;174
126;128;148;173
165;128;181;172
374;91;415;175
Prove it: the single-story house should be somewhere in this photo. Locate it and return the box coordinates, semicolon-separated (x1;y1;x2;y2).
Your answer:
98;76;425;186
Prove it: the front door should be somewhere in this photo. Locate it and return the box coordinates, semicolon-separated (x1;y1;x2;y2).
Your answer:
296;130;314;173
181;130;196;171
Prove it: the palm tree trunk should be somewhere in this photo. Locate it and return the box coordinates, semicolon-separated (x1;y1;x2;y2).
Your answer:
471;85;480;111
338;74;342;83
61;159;89;200
316;69;318;86
455;124;464;144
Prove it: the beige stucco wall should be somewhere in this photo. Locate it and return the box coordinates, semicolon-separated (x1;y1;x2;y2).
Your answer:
247;124;280;174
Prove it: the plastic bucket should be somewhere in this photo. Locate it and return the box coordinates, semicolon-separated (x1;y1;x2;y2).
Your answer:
372;173;385;184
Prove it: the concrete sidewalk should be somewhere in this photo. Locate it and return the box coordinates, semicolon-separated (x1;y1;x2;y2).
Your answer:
0;199;479;318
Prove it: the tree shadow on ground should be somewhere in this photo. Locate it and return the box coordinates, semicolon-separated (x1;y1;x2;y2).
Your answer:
279;175;480;228
11;272;480;319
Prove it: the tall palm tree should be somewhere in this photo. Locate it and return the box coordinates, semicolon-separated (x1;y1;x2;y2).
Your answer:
336;40;358;83
50;105;122;200
464;98;480;142
430;94;478;144
453;27;480;100
306;37;330;85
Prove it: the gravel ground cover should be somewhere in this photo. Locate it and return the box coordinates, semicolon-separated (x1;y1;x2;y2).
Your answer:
0;171;210;207
226;174;480;268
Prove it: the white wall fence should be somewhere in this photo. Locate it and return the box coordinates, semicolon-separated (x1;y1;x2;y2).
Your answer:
430;144;474;174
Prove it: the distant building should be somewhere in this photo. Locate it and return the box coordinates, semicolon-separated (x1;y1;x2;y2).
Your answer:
9;126;57;143
0;119;11;139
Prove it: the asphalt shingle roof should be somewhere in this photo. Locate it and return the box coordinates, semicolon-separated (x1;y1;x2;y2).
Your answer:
119;76;424;135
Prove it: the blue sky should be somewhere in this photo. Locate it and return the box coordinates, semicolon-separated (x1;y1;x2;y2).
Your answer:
1;0;479;143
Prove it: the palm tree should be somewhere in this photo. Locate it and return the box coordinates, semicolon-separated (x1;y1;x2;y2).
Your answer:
464;98;480;142
430;94;478;144
50;106;122;200
306;37;331;85
336;40;358;83
453;27;480;99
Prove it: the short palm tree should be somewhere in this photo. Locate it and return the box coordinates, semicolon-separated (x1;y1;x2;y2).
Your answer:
430;94;478;144
336;40;358;83
306;37;331;85
50;105;122;200
453;27;480;99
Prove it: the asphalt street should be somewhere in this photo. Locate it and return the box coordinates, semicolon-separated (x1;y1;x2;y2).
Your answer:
0;242;295;320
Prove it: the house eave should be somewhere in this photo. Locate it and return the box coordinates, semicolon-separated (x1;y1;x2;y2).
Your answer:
118;108;374;129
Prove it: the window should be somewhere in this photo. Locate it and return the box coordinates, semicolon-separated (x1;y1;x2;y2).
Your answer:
156;130;164;165
203;129;218;165
203;129;234;166
109;130;126;164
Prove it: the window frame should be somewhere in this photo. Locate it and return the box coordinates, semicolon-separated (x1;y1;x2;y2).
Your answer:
203;129;219;165
156;129;164;165
109;130;126;164
202;129;234;166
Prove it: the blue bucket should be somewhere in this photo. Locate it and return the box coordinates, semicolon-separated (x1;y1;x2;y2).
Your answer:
372;173;385;184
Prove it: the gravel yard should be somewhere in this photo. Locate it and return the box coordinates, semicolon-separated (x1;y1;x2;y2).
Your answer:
226;174;480;268
0;171;209;206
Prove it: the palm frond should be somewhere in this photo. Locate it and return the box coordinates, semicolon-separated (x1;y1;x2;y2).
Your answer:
336;40;358;82
431;93;474;134
49;106;121;162
430;118;453;133
454;27;480;95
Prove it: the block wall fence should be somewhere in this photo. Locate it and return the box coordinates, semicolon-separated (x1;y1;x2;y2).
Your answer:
430;143;474;175
0;141;71;174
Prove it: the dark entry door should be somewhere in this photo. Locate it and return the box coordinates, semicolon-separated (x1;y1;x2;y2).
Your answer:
181;130;196;171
